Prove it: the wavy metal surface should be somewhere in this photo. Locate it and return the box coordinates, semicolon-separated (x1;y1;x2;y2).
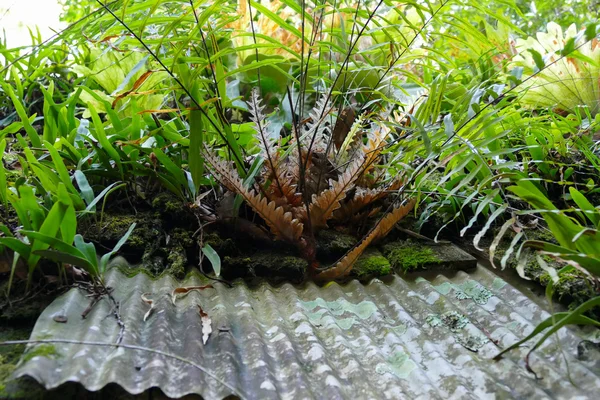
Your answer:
14;265;600;399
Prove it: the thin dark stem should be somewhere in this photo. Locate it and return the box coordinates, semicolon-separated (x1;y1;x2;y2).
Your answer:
248;1;261;90
301;0;385;179
94;0;247;173
358;1;450;113
188;0;226;123
286;88;313;237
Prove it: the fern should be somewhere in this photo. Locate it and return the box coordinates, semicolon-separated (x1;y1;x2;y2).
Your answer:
308;156;364;229
203;149;304;243
204;93;414;279
333;177;403;221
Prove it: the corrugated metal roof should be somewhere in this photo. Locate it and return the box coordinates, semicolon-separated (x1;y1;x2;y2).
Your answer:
13;264;600;399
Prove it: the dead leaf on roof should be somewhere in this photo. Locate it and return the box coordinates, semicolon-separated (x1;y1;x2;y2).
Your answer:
171;285;213;305
197;305;212;345
141;292;154;322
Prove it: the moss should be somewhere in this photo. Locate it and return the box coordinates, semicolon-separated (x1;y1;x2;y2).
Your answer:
222;250;307;282
352;249;392;278
83;212;161;252
316;230;357;258
151;192;184;213
382;240;441;272
550;272;597;310
21;344;58;363
204;232;237;255
0;327;32;397
506;252;599;318
170;228;194;248
166;248;187;278
150;192;190;222
3;170;21;184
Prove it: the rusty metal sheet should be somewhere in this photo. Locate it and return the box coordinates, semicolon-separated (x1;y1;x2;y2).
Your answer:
13;263;600;399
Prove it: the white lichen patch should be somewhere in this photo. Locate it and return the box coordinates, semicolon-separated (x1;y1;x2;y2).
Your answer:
299;297;378;330
260;380;276;390
375;350;417;380
434;280;493;305
325;375;342;387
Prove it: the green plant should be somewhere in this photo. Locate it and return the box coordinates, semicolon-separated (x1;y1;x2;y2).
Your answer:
513;22;600;116
0;183;77;290
24;223;137;279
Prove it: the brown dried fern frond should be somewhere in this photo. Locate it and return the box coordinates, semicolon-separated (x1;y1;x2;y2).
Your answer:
308;156;364;229
203;150;239;193
303;94;334;154
248;88;287;198
373;198;416;240
333;187;383;222
315;199;416;281
267;168;302;207
334;176;404;221
203;149;304;243
362;124;390;176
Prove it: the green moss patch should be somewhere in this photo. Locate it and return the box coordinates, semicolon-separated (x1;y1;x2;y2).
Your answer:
316;230;357;258
21;344;58;363
382;241;441;272
222;250;308;282
0;327;45;398
352;249;392;278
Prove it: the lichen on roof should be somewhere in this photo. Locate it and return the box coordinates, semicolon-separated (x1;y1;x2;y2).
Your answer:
11;265;600;399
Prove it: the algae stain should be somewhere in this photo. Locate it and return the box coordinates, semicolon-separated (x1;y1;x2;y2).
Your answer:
336;318;357;330
391;323;408;336
300;298;378;330
375;350;417;379
433;282;453;295
492;277;507;291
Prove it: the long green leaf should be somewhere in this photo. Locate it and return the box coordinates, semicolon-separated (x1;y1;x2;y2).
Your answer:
99;223;136;273
202;243;221;277
1;82;41;147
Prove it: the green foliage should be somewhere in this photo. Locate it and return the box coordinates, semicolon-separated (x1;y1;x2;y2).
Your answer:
0;0;599;374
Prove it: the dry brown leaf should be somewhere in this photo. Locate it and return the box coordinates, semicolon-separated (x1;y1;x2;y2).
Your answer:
197;305;212;345
111;70;154;108
334;187;383;221
171;285;214;305
332;106;357;150
141;292;154;322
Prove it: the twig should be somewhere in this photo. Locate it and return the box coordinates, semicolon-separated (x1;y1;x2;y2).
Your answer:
76;280;126;343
